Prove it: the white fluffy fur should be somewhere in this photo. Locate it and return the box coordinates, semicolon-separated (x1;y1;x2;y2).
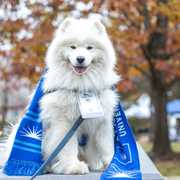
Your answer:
41;18;119;174
3;18;119;174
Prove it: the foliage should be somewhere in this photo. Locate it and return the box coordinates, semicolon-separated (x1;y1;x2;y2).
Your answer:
0;0;179;87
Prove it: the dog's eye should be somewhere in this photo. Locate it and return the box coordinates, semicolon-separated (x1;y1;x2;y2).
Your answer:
70;45;76;49
87;46;93;50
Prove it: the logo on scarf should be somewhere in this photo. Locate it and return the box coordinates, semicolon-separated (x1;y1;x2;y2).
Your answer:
20;126;42;140
106;163;140;179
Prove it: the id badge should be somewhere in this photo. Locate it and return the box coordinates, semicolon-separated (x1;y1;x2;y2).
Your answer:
78;91;104;119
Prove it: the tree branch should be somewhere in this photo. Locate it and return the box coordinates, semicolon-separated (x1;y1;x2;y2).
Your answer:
141;44;156;76
167;77;180;89
152;48;180;60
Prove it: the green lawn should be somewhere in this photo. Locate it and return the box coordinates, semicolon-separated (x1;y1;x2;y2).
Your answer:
156;160;180;176
139;141;180;176
140;142;180;153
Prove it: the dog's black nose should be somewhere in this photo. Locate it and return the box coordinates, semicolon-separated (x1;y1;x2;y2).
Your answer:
77;56;85;64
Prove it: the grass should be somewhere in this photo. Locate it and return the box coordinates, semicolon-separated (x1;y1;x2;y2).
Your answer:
139;141;180;177
155;160;180;176
140;141;180;153
171;142;180;153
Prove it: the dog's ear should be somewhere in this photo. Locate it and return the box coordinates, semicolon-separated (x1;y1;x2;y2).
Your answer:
57;17;74;33
93;20;106;34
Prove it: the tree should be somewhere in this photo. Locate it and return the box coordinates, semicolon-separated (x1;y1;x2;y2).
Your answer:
108;0;180;158
0;0;179;158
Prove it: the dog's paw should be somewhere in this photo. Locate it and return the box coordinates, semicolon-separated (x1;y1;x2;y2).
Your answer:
102;155;112;169
88;159;104;171
64;161;89;174
51;160;89;174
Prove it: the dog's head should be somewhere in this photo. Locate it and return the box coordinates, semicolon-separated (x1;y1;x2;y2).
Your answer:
45;18;119;89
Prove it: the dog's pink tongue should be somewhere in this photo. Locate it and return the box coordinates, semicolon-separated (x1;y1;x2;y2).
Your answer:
74;66;87;74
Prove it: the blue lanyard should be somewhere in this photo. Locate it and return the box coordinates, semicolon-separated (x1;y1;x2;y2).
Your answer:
30;116;84;180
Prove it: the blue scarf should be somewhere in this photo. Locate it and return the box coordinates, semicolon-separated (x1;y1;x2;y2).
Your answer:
3;76;44;175
3;74;142;180
100;104;142;180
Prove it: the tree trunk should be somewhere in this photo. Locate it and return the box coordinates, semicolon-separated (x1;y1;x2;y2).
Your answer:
142;0;172;158
150;82;172;158
0;88;8;131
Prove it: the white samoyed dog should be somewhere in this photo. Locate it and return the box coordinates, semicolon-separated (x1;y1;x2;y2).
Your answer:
4;18;119;175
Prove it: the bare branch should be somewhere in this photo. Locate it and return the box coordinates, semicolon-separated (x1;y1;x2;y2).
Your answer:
148;48;180;60
167;77;180;88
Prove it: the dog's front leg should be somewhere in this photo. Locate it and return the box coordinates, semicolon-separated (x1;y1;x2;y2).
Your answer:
95;119;114;169
42;120;89;174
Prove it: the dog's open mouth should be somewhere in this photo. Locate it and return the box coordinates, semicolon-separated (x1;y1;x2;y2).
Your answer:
72;66;89;75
